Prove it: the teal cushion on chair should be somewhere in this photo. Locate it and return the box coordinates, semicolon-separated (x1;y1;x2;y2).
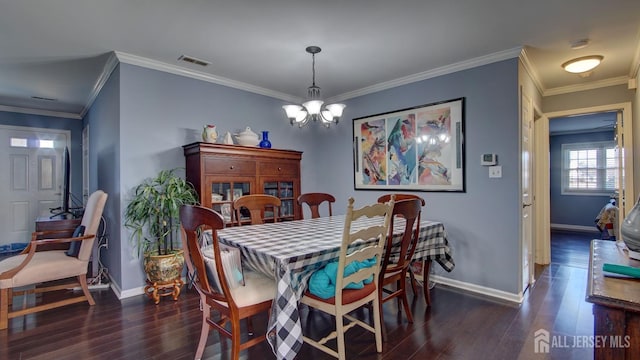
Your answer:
308;257;377;299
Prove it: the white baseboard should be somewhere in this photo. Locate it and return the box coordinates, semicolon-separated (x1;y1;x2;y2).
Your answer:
550;223;599;233
108;271;523;306
118;287;145;299
431;274;523;304
111;279;145;299
105;273;144;299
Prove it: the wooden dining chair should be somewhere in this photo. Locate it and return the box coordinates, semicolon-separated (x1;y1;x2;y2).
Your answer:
297;192;335;219
377;193;425;205
233;194;281;225
301;197;394;360
180;205;275;360
378;198;423;324
377;193;425;296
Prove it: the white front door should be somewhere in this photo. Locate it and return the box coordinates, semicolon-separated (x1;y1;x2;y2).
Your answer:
521;91;534;294
0;125;69;246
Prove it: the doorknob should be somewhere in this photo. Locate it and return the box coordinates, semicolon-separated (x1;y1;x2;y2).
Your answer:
523;203;532;208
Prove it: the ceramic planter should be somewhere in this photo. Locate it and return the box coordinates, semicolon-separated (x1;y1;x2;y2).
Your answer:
143;250;185;284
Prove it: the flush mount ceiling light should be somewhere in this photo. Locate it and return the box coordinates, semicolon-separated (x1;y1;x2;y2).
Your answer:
282;46;346;128
562;55;603;74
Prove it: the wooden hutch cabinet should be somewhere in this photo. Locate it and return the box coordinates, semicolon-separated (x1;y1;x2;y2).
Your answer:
183;142;302;224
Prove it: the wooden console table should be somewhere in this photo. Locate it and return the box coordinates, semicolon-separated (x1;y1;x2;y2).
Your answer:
34;216;82;251
35;216;81;232
586;240;640;359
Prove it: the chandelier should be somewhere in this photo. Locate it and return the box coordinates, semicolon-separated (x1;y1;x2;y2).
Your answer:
282;46;346;128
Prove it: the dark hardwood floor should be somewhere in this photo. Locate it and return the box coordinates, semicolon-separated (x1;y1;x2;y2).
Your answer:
2;234;598;359
550;229;598;269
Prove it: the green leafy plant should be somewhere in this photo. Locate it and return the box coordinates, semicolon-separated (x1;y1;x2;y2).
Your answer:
124;168;199;256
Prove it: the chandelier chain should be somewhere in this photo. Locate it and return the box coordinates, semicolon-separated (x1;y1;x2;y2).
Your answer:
311;52;316;87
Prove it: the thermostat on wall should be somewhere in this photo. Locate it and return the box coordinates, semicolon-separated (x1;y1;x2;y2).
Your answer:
481;153;498;166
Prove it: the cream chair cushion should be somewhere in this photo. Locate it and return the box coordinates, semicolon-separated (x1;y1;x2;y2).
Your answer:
0;250;87;288
213;270;275;308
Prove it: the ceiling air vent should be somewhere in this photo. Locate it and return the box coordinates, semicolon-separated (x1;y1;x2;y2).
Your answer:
31;96;57;101
178;55;209;67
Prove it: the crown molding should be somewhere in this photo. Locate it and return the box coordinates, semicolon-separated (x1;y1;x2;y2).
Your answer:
518;48;544;95
79;51;120;119
326;47;523;103
0;104;81;120
114;51;301;103
543;76;629;96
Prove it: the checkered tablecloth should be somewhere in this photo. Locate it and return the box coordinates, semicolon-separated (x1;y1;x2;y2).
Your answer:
217;215;454;360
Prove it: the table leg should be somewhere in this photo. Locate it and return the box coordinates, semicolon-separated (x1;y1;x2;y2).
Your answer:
423;260;432;306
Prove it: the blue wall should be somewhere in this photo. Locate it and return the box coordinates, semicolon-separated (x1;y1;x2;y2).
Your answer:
83;65;122;289
549;130;615;228
115;63;325;291
89;57;522;296
0;111;83;210
0;56;524;297
320;59;521;294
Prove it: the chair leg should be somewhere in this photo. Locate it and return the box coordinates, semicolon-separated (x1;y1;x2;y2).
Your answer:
372;296;383;353
78;274;95;305
378;285;387;341
396;279;403;311
1;288;9;330
247;316;254;335
231;316;242;360
336;310;346;360
195;301;211;360
399;277;413;323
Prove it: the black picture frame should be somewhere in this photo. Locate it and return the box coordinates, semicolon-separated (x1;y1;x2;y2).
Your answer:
353;97;465;192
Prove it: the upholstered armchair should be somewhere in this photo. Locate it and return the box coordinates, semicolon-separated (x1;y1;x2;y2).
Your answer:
0;190;107;330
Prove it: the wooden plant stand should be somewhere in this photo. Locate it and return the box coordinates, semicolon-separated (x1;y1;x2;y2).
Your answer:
144;279;184;304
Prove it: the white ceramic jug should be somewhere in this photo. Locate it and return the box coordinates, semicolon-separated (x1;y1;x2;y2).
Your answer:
202;125;218;143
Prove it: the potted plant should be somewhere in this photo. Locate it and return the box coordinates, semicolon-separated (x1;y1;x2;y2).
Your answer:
124;168;199;285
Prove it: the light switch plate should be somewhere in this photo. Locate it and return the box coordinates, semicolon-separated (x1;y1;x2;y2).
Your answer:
489;165;502;178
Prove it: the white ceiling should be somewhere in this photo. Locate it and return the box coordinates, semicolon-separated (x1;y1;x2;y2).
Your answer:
0;0;639;119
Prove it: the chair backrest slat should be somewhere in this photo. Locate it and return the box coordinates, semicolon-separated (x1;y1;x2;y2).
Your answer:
297;192;335;219
233;194;281;225
180;205;230;304
382;198;422;275
377;193;425;206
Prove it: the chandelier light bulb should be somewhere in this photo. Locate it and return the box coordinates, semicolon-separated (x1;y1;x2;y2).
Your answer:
303;100;323;115
283;105;303;119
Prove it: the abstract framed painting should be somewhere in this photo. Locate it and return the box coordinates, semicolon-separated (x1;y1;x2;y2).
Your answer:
353;97;465;192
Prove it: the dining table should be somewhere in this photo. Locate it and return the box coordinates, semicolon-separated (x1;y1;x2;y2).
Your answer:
216;214;455;360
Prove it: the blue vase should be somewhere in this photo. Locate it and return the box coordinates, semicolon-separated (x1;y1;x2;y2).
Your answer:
259;131;272;149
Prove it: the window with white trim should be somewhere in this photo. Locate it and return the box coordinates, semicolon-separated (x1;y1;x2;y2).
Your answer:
561;141;618;195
